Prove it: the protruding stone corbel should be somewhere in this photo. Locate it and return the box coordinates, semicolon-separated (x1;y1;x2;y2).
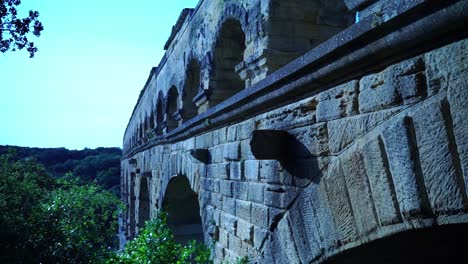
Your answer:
189;148;210;164
250;130;294;160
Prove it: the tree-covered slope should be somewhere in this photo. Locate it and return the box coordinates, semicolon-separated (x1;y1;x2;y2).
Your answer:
0;146;121;195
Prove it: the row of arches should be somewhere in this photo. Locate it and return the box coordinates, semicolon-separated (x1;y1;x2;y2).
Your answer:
124;172;203;244
125;18;246;152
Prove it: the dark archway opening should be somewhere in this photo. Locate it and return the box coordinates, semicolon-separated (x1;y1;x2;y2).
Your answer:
210;19;246;107
182;60;201;121
156;98;164;135
325;223;468;263
128;174;136;239
166;86;179;132
138;176;150;231
162;176;204;244
149;112;155;130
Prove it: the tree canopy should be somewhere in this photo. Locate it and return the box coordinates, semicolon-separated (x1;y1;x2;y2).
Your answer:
0;152;122;263
0;0;44;57
0;145;122;195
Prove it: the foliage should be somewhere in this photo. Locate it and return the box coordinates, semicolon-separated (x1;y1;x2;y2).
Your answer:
0;152;123;263
107;213;212;264
0;0;44;57
0;145;122;195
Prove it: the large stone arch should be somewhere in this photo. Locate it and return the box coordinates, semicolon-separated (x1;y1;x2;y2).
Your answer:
165;86;180;132
156;91;165;135
208;17;247;107
182;58;201;121
137;175;151;231
162;175;204;244
128;173;136;239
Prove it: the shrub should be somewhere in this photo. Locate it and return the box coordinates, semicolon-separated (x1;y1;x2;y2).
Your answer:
107;213;212;264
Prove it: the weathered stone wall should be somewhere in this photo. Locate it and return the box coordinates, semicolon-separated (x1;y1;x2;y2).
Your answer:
121;0;468;263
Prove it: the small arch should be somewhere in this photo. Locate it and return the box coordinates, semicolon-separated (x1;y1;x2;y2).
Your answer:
162;175;204;244
128;173;136;239
138;176;150;231
209;18;246;107
149;112;155;130
165;86;179;132
156;92;165;135
182;59;201;121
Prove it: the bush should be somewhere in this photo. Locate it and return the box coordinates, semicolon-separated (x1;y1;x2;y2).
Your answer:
0;153;123;263
107;213;212;264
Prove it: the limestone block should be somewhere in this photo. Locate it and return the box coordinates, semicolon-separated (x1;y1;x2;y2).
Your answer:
227;125;238;142
207;164;217;179
253;227;268;250
317;80;359;122
244;160;260;181
241;139;256;160
287;193;321;263
262;231;290;264
302;181;339;253
214;242;225;261
340;149;379;235
230;162;243;181
397;72;427;104
259;160;281;184
359;70;400;114
238;120;256;141
219;228;229;248
382;116;432;219
223;196;236;215
236;219;254;243
221;212;238;235
232;181;249;200
361;137;403;226
264;185;300;209
289;122;329;157
218;127;228;144
328;108;401;154
219;162;230;180
248;183;264;203
210;145;224;164
411;97;466;213
277;214;301;264
195;132;213;149
211;192;222;208
201;177;214;192
258;96;318;130
236;199;252;221
447;78;468;197
228;234;243;255
425;39;467;96
224;142;241;161
323;159;358;243
214;179;220;193
220;180;233;197
251;203;269;229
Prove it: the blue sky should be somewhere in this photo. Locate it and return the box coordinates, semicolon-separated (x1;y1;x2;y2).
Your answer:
0;0;199;150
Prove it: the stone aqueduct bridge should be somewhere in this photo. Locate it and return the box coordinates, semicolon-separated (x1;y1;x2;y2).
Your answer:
121;0;468;263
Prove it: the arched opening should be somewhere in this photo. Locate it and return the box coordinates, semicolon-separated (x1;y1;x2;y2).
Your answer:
138;125;142;141
162;176;204;244
128;174;136;239
325;223;468;263
149;112;155;130
182;60;201;121
209;19;246;107
138;176;150;231
165;86;179;132
156;93;164;135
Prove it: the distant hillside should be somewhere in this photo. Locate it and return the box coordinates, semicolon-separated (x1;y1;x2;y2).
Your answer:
0;145;122;196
